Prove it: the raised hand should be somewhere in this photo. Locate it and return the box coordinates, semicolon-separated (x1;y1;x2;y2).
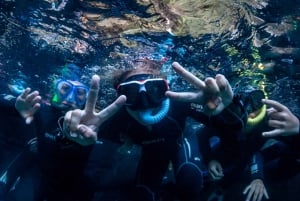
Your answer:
15;88;41;124
63;75;126;146
262;99;300;137
208;160;224;181
243;179;269;201
166;62;233;116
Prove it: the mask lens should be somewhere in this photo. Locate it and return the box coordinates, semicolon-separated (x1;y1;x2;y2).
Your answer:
74;86;89;106
145;80;168;103
57;80;73;98
118;78;168;109
118;82;140;105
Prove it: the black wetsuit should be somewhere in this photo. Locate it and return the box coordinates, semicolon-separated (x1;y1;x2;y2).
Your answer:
251;119;300;182
199;111;300;191
0;95;94;201
31;103;94;201
0;94;37;200
87;97;246;201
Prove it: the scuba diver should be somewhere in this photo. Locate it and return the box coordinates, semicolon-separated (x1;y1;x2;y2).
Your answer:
10;63;124;201
200;86;300;201
242;99;300;201
61;60;248;201
0;74;37;201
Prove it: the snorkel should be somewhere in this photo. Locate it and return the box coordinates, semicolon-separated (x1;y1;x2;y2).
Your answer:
247;104;266;126
114;58;171;125
127;98;170;125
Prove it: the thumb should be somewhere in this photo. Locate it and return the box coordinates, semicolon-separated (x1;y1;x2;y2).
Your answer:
25;116;34;124
78;125;97;139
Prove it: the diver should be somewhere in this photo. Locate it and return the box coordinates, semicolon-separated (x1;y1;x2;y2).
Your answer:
201;86;300;201
12;63;124;201
243;99;300;201
0;74;38;201
61;60;248;201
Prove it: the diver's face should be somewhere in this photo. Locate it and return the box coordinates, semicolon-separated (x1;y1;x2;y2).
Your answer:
52;79;89;110
116;73;169;111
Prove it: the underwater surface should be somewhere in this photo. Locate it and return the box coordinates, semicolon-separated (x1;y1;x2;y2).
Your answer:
0;0;299;111
0;0;300;200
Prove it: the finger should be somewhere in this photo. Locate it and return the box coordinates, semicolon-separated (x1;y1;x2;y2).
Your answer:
68;125;97;146
266;107;276;114
172;62;205;89
26;91;39;102
63;111;72;131
262;129;283;137
205;77;219;94
20;88;31;99
166;91;203;103
268;119;284;128
215;74;230;92
257;188;264;201
69;110;83;131
77;125;97;140
263;189;269;199
267;112;285;121
252;186;259;201
85;75;100;114
262;99;287;112
25;116;34;125
245;186;253;201
208;169;217;179
31;103;41;114
211;168;222;179
97;95;126;125
247;187;255;201
216;74;233;102
31;96;42;106
204;78;221;110
243;185;250;194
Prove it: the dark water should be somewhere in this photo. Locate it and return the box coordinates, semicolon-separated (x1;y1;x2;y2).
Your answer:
0;0;300;200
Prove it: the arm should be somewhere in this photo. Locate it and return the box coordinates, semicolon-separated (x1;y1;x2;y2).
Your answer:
166;62;247;130
166;62;234;116
243;152;269;201
262;99;300;137
0;94;20;115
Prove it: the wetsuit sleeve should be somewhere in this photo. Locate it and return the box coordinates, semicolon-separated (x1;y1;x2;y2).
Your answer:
250;152;264;180
189;95;247;131
208;95;247;131
0;94;20;116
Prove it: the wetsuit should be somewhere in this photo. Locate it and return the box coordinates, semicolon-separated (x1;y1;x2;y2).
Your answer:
30;103;94;201
87;97;246;201
0;94;37;201
199;110;300;191
250;119;300;182
0;95;94;201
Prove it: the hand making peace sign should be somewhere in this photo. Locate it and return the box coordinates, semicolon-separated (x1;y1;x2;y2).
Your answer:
166;62;234;116
63;75;126;146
